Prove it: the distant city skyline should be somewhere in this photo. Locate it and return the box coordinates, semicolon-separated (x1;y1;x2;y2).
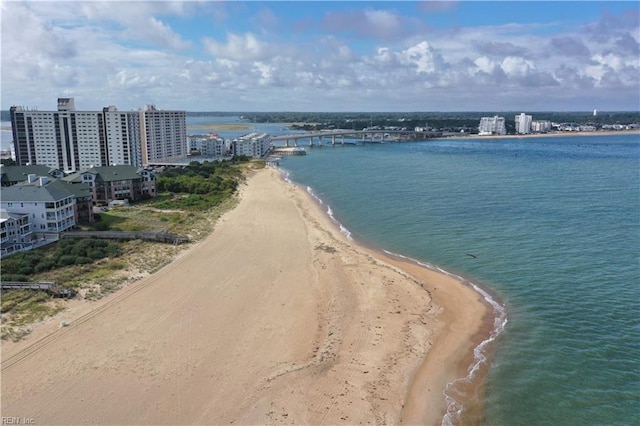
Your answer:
2;1;639;112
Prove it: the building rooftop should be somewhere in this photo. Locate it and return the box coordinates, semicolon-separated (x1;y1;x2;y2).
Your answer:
64;165;145;183
0;209;28;222
2;181;73;202
1;165;61;185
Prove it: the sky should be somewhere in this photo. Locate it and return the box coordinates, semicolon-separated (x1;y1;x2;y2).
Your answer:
1;1;639;112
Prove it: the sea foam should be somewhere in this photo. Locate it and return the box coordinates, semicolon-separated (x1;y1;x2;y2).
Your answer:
305;186;353;241
383;250;507;426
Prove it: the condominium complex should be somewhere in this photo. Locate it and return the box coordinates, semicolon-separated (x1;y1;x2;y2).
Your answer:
0;164;157;255
1;176;76;233
478;116;507;136
531;120;552;133
231;133;272;158
63;165;157;204
515;113;533;134
10;98;187;171
1;209;33;253
189;135;232;158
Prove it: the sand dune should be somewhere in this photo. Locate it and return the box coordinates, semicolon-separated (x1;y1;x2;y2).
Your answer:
1;168;488;425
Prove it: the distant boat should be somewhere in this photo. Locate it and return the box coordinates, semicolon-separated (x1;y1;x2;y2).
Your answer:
292;147;306;155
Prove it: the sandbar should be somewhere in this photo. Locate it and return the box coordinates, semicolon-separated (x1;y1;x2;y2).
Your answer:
187;123;251;131
1;168;489;425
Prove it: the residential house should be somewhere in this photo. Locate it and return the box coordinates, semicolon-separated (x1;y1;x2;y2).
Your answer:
0;209;34;256
1;177;76;233
63;165;156;205
0;164;65;187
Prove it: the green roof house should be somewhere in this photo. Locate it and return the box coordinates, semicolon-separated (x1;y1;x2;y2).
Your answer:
64;165;156;205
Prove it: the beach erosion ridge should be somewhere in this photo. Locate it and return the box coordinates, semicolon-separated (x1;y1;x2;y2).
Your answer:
1;166;504;426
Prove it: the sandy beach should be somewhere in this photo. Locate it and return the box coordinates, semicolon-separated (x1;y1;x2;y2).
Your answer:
1;168;489;425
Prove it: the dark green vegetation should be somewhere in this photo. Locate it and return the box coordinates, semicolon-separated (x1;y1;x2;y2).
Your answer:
154;158;250;210
1;238;123;278
1;238;123;340
239;111;640;134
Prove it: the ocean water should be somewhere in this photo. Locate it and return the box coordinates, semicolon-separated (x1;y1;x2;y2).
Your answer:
186;115;306;140
278;134;640;425
1;121;13;151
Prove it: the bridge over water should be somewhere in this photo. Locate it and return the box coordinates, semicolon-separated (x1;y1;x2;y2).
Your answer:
270;129;443;147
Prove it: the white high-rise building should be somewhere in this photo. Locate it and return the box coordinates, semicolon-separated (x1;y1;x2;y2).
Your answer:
515;113;533;134
478;116;506;136
10;98;187;170
104;106;138;166
9;101;107;171
140;105;187;164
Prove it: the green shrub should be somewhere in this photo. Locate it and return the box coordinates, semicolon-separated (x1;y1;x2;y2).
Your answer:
0;274;30;282
2;238;124;278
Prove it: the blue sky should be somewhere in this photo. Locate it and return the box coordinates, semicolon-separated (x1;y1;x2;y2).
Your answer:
1;1;638;112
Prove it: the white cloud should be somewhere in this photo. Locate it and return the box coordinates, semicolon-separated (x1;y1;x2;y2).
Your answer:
474;56;498;74
1;2;638;111
591;53;624;71
79;1;193;50
364;10;402;37
401;41;444;74
203;33;270;61
501;56;535;77
253;62;275;86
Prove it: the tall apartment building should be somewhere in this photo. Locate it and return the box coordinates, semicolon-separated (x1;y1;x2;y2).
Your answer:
140;104;187;164
515;113;533;134
103;105;142;167
10;98;187;170
478;116;506;136
10;98;106;171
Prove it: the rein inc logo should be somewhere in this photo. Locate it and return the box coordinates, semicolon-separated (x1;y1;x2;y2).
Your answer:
1;418;35;425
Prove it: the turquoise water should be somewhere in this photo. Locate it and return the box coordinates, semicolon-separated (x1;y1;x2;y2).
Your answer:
278;134;640;425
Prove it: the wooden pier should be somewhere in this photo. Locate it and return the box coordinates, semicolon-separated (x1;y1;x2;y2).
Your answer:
61;231;189;244
1;281;77;298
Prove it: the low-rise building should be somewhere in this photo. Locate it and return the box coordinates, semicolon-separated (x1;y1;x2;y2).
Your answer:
1;209;34;255
189;135;231;158
231;133;271;158
1;165;65;187
63;165;157;205
1;177;76;233
531;120;552;133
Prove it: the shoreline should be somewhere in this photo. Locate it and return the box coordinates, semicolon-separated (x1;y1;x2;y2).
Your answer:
292;173;500;424
2;167;493;425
